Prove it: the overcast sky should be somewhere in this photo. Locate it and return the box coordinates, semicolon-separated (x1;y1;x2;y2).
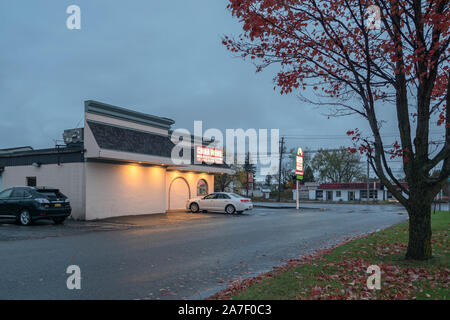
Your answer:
2;0;437;177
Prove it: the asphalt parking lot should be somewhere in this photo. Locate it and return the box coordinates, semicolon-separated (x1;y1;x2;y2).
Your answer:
0;203;408;299
0;218;131;241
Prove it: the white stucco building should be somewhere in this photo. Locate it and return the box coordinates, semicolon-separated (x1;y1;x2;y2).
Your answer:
293;182;408;201
0;100;232;220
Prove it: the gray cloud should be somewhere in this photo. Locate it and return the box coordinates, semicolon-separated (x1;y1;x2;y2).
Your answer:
0;0;399;159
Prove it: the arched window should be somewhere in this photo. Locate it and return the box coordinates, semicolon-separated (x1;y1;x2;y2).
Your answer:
197;179;208;196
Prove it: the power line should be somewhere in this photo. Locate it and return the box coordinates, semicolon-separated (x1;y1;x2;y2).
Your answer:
281;130;444;137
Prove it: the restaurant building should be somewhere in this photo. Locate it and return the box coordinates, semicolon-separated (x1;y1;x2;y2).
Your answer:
0;100;231;220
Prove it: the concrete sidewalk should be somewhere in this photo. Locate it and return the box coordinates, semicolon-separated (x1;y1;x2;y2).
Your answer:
96;209;228;227
253;202;322;210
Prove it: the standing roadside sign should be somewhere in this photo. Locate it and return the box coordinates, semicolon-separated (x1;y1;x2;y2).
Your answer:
295;148;304;210
295;148;304;177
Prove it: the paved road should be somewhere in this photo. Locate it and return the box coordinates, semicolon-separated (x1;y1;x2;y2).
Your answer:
0;204;408;299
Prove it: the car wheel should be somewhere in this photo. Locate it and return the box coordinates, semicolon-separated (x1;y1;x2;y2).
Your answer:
225;204;236;214
53;217;66;225
18;210;32;226
190;202;200;213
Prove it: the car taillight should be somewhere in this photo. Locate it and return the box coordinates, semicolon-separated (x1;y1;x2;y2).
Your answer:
240;199;249;202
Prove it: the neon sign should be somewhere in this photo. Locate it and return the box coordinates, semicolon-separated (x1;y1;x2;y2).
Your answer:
196;146;223;164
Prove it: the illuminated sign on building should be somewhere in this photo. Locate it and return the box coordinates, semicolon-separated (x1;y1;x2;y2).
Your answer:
196;146;223;164
295;148;304;176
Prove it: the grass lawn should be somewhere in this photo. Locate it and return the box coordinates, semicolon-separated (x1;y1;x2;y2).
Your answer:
210;211;449;300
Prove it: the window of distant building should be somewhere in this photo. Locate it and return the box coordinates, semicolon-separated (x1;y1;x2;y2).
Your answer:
316;190;323;199
360;189;367;199
369;189;378;199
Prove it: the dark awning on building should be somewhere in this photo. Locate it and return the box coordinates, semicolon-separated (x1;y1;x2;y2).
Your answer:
87;121;174;158
87;121;230;170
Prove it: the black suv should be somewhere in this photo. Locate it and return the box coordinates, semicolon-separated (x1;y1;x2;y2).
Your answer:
0;187;71;225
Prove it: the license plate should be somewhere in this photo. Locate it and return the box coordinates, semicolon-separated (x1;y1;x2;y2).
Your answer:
54;204;61;207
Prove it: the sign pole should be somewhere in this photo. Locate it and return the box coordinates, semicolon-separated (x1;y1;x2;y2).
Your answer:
373;181;376;202
296;179;299;210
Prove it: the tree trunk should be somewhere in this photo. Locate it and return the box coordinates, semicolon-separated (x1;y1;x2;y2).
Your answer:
405;194;432;260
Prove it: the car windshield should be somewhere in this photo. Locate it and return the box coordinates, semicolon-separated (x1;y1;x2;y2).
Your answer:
229;193;244;198
0;189;13;199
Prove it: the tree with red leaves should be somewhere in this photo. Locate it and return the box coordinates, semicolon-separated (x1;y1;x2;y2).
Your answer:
224;0;449;260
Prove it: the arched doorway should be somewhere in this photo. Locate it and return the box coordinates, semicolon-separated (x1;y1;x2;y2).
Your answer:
169;177;190;210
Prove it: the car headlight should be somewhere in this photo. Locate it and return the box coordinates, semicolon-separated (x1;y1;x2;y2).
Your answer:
35;198;50;204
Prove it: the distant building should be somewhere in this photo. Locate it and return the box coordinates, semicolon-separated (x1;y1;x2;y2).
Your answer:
260;188;271;199
292;182;319;200
293;182;409;201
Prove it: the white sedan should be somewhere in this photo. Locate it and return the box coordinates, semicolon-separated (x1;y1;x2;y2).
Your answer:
186;192;253;214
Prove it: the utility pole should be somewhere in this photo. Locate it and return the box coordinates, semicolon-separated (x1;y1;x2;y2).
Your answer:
246;151;249;197
246;173;249;197
366;157;369;203
277;137;284;202
448;180;450;212
438;188;442;211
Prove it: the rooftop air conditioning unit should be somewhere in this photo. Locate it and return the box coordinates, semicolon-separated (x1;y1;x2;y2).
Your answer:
63;128;84;147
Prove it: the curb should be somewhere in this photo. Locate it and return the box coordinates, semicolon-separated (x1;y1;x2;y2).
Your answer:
254;204;323;210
